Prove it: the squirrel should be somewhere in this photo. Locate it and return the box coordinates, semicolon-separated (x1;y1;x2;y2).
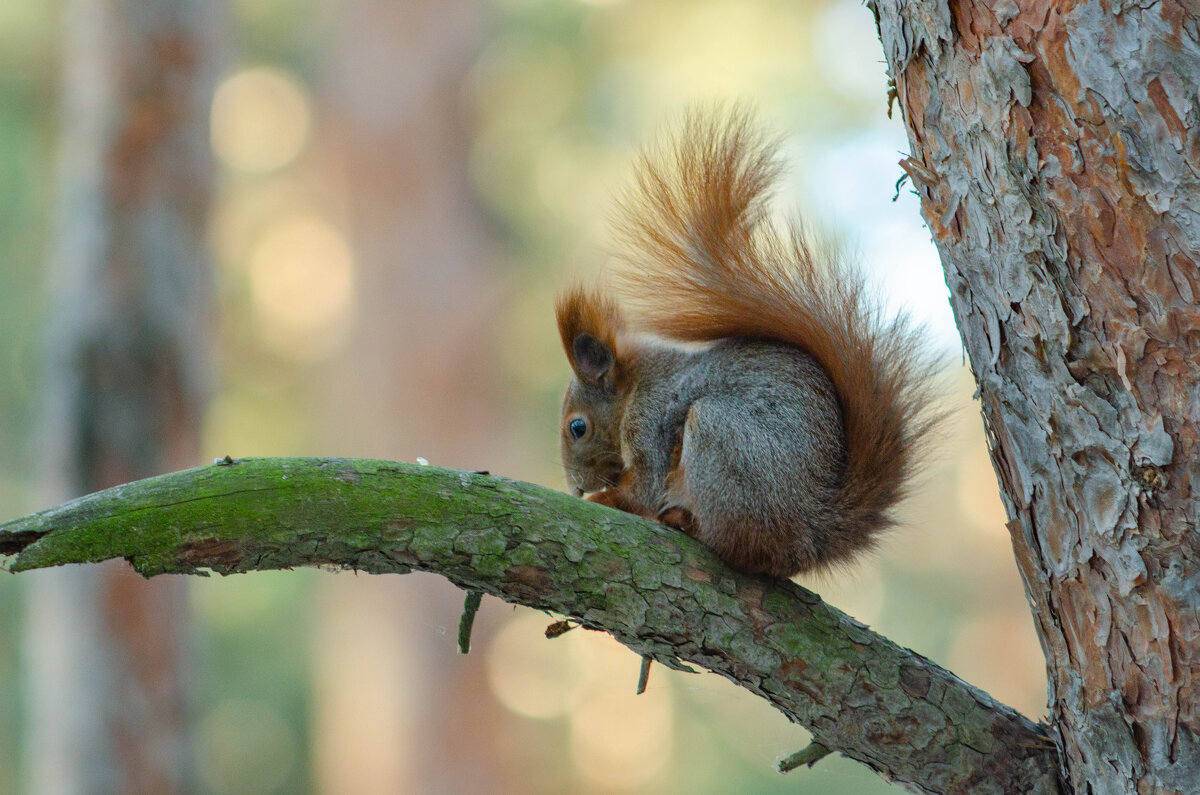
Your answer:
555;109;941;578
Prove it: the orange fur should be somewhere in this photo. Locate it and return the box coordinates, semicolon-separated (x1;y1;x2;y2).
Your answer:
610;108;941;561
555;285;624;382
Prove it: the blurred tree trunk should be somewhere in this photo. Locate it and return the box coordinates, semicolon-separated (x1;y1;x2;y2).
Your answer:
25;0;224;791
871;0;1200;791
308;1;508;792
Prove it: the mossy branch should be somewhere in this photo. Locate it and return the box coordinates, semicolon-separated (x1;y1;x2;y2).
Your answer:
0;456;1062;793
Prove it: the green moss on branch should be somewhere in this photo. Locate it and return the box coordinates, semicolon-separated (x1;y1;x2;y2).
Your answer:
0;456;1062;794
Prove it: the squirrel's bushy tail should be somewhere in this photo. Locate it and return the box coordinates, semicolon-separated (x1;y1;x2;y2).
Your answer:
612;108;942;564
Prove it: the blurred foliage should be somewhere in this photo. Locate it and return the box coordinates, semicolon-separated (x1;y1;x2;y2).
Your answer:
191;570;318;794
0;3;53;501
0;6;54;791
0;0;1045;793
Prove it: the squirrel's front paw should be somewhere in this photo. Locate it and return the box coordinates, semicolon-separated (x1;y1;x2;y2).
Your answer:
657;506;699;537
585;489;621;508
585;488;644;516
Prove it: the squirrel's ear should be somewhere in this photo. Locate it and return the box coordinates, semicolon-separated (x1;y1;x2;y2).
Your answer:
571;334;615;384
556;285;623;387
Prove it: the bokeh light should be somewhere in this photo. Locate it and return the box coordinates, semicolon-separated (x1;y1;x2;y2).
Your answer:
211;66;313;174
566;637;673;790
246;215;356;361
486;610;585;720
487;611;677;790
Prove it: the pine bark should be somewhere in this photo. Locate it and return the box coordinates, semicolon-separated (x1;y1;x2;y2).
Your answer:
869;0;1200;791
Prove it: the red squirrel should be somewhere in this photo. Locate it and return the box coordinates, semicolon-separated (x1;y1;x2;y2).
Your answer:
556;110;941;578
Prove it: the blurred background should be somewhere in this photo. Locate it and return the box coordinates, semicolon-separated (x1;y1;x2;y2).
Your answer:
0;0;1045;793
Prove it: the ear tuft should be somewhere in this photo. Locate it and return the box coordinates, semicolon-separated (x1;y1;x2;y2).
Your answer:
556;285;623;386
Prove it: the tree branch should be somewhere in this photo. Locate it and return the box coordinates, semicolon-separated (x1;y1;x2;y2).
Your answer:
0;456;1063;793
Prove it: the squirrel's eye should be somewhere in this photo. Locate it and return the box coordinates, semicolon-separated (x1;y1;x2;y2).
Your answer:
568;417;588;440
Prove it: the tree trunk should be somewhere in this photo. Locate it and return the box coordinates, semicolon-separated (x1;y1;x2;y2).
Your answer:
308;0;505;791
26;0;223;791
870;0;1200;791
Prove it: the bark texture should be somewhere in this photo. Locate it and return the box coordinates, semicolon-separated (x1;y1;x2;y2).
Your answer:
1;457;1063;795
869;0;1200;791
